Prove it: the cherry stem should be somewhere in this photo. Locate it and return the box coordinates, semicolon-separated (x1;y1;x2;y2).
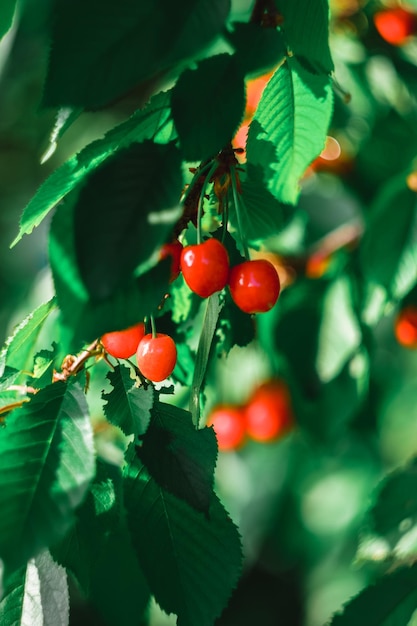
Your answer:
196;161;218;245
180;160;213;205
150;314;157;339
53;339;100;383
230;165;250;260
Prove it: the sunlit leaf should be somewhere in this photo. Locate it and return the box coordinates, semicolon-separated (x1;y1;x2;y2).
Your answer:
246;58;333;205
0;299;56;377
0;551;69;626
102;364;154;437
12;92;172;245
0;380;95;573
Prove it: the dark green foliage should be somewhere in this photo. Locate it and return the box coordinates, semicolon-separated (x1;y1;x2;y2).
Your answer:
53;461;150;626
73;140;183;299
124;457;242;626
138;400;218;513
172;54;245;160
329;564;417;626
43;0;231;108
226;21;286;75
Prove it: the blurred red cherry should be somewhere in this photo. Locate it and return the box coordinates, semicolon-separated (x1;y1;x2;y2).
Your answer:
160;240;183;282
395;306;417;348
374;8;417;46
208;405;246;451
244;380;294;442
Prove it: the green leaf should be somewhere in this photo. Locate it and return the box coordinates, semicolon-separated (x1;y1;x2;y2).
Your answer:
0;551;69;626
360;176;417;318
43;0;231;108
315;276;361;383
229;165;285;244
0;366;20;392
74;140;183;299
367;457;417;543
138;400;217;513
246;58;333;205
102;364;154;437
12;91;172;245
0;380;95;573
329;564;417;626
124;458;242;626
275;0;333;74
49;187;171;348
190;294;223;426
0;299;57;377
226;21;286;76
0;0;16;40
53;461;150;626
171;54;245;160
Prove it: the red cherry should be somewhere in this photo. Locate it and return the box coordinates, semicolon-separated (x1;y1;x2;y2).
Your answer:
245;380;293;442
395;306;417;348
136;333;177;382
101;322;146;359
180;238;230;298
207;405;246;451
228;259;280;314
374;8;417;46
160;240;183;282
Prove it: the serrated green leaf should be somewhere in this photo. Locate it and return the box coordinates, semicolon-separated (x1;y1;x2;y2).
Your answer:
12;91;172;245
226;21;286;76
172;54;245;160
246;58;333;205
74;141;182;299
0;380;95;573
275;0;333;74
49;187;171;349
229;165;285;243
360;176;417;316
138;400;217;513
43;0;231;108
329;564;417;626
0;366;20;392
0;0;16;40
124;458;242;626
53;461;150;626
0;299;56;378
102;364;154;437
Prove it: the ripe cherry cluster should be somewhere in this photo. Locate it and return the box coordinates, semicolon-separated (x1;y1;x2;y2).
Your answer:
180;238;281;314
208;379;294;451
101;322;177;382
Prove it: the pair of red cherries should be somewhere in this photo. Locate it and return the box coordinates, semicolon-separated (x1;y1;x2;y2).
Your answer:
101;323;176;383
166;238;281;314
